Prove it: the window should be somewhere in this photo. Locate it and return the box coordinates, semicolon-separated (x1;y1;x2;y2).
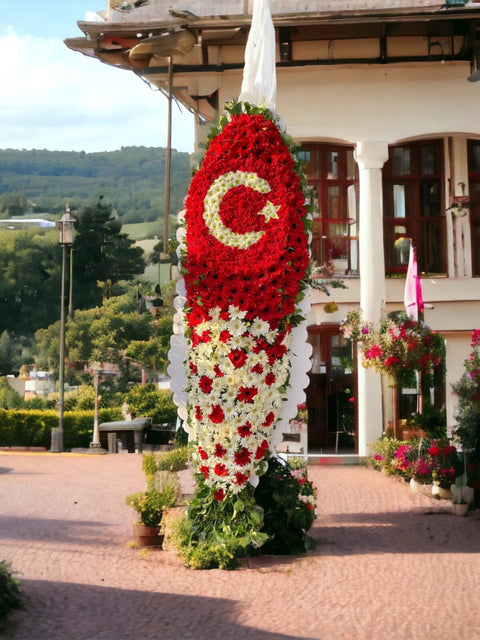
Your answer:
299;145;358;273
468;139;480;276
383;141;446;274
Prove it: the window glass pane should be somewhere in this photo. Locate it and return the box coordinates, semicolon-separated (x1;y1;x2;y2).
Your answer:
420;179;441;217
327;237;348;259
346;150;356;180
420;145;436;175
307;184;320;216
472;143;480;173
327;151;339;179
393;184;406;218
298;150;311;173
384;183;412;219
392;147;411;175
328;186;340;218
311;218;324;265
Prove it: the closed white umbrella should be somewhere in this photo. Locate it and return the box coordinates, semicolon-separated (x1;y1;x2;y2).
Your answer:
239;0;277;110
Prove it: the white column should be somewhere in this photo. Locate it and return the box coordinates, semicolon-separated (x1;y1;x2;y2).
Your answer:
354;142;389;456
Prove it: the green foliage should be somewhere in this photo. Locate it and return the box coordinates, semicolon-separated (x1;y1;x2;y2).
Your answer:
126;471;179;527
35;293;153;380
254;456;317;555
452;331;480;454
0;147;190;223
407;403;447;440
368;436;403;475
0;229;60;337
124;384;177;425
72;198;146;310
0;561;23;629
125;314;173;375
0;408;121;449
142;446;189;475
0;378;24;409
171;517;244;570
171;478;268;569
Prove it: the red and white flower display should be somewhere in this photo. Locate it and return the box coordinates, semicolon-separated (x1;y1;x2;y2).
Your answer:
180;104;309;498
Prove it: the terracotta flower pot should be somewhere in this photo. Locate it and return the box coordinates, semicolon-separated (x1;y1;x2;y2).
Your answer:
132;521;164;547
452;503;469;517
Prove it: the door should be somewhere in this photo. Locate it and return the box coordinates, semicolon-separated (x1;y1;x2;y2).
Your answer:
306;324;357;452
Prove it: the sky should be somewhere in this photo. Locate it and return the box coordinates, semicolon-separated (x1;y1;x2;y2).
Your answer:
0;1;195;153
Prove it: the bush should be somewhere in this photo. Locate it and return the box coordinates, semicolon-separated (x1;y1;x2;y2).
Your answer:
254;456;317;555
124;384;177;425
0;408;122;449
0;561;23;629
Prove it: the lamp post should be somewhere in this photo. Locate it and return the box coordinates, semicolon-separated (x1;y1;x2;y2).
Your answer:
87;362;110;454
50;209;75;452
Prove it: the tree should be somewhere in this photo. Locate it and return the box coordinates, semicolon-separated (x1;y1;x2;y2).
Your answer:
0;331;22;375
0;229;60;337
0;191;28;217
35;293;153;383
72;198;146;309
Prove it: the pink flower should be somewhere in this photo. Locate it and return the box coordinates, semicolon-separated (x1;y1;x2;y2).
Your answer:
365;344;383;359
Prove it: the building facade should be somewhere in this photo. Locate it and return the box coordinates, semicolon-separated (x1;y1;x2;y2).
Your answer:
66;0;480;456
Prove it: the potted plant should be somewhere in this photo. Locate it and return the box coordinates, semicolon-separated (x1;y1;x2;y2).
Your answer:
126;470;179;547
450;473;474;515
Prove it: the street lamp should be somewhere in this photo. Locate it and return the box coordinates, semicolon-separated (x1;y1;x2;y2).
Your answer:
86;362;112;454
50;209;75;452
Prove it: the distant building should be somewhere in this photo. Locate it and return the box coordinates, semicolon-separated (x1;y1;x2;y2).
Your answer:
0;219;55;230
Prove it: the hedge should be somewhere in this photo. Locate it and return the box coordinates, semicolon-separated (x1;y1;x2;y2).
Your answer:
0;408;122;450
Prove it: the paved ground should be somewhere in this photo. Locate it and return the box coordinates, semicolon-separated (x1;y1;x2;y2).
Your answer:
1;452;479;640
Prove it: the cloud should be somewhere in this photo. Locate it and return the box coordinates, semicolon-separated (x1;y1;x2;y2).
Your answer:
0;27;194;153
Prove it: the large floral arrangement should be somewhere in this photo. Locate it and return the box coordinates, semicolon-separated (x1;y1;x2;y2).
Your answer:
341;309;444;385
178;101;311;559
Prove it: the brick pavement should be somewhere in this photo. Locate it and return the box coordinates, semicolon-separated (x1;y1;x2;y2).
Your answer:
1;452;479;640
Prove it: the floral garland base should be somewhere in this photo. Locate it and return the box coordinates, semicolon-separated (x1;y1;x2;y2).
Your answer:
187;305;291;499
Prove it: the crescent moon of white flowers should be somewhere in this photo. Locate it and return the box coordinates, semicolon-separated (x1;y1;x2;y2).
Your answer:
203;170;280;249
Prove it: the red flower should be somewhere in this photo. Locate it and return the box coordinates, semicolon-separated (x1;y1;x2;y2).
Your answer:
255;439;269;459
189;362;198;375
234;447;252;467
384;356;400;367
199;465;209;479
235;472;249;486
237;422;252;437
265;372;276;386
262;412;275;427
213;364;224;378
251;363;264;374
199;376;213;394
214;443;227;458
208;405;225;424
428;443;440;457
219;330;231;343
214;463;228;476
228;349;248;369
195;406;202;420
237;386;258;403
198;446;208;461
214;489;225;501
365;344;383;359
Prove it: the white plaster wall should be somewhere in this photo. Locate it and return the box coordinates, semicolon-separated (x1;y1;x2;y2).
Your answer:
444;332;472;434
222;63;480;143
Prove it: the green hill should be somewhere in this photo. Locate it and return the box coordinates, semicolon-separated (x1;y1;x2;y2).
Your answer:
0;147;191;227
